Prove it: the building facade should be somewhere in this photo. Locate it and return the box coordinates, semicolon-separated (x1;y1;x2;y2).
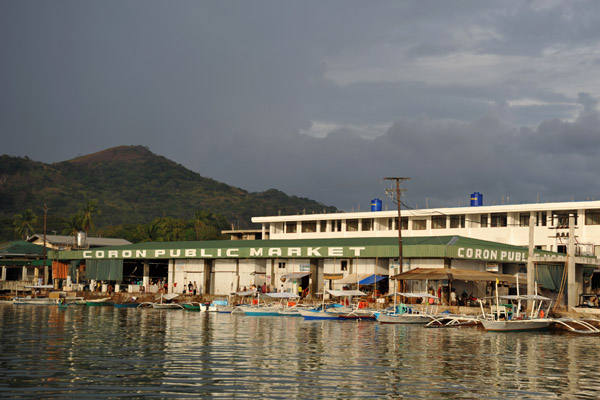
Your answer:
252;200;600;256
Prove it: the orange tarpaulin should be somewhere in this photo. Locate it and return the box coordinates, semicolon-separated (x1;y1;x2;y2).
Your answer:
52;260;70;279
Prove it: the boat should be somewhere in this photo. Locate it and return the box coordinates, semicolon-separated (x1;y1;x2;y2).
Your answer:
113;297;140;308
375;292;436;324
263;292;302;316
479;278;553;332
425;313;481;328
199;302;218;312
182;302;202;311
13;297;58;306
86;297;113;307
138;293;184;309
298;305;341;320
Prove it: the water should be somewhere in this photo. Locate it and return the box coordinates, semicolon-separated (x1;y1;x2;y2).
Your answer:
1;304;600;399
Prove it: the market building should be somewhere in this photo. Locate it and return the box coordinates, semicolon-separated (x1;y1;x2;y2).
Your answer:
52;235;595;306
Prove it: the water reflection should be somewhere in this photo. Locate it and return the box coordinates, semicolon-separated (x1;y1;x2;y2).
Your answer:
1;304;600;398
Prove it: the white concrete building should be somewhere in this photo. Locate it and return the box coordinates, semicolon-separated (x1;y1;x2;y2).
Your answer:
253;200;600;256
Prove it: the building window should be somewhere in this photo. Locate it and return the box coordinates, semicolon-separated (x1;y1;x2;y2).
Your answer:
536;212;547;226
388;218;408;230
450;215;465;228
285;222;297;233
519;213;530;227
341;260;348;271
278;262;286;269
320;220;328;232
491;213;507;227
413;219;426;230
432;216;446;229
332;220;342;232
480;214;488;227
346;219;359;231
552;211;578;227
302;220;317;233
586;210;600;225
401;218;408;230
361;219;373;231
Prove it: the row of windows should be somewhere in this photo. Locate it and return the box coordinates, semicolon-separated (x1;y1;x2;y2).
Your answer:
279;209;600;233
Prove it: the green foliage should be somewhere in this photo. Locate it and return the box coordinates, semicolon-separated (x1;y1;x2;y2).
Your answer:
0;146;338;242
13;209;38;240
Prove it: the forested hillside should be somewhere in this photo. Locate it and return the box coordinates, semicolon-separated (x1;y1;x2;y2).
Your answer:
0;146;337;242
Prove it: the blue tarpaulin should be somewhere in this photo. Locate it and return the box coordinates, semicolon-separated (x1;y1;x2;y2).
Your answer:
358;274;386;285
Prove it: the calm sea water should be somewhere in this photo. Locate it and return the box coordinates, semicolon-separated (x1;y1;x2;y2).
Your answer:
1;304;599;399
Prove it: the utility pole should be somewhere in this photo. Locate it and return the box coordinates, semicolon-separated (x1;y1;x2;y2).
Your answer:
43;203;48;286
384;177;410;274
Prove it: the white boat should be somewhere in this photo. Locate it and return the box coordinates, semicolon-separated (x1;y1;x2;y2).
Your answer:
13;297;58;306
139;293;183;309
375;292;437;324
480;278;553;332
298;307;340;320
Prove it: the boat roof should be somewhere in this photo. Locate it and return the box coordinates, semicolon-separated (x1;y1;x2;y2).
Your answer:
263;292;300;299
326;289;366;297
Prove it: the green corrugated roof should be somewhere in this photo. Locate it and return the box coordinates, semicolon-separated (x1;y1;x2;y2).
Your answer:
0;240;47;256
53;235;559;263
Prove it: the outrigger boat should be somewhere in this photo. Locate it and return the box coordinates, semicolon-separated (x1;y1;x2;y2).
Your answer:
375;292;437;324
85;297;113;307
479;278;553;332
13;297;58;306
139;293;184;309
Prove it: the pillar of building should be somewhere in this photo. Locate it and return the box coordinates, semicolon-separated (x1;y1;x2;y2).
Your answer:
1;266;6;281
527;213;536;309
567;214;577;310
143;261;150;289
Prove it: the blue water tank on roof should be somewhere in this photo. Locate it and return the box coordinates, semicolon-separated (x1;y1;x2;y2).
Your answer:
371;198;382;211
470;192;483;207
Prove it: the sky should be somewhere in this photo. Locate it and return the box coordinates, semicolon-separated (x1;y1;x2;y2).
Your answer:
3;1;600;212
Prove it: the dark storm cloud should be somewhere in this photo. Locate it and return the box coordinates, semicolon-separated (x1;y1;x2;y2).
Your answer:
2;1;600;211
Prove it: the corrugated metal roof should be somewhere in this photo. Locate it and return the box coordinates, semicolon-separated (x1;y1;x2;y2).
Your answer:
0;240;46;257
53;235;563;263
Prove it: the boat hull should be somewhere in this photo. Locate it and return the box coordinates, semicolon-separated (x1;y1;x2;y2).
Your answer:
113;303;139;308
299;309;340;320
481;319;551;332
376;313;431;324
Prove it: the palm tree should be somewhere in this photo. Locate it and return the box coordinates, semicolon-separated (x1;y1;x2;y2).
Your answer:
138;219;163;242
80;200;101;235
62;214;84;236
13;209;38;240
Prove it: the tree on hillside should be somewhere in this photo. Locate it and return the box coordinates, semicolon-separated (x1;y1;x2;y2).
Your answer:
193;210;230;240
62;214;84;236
13;209;38;240
80;200;101;235
137;219;163;242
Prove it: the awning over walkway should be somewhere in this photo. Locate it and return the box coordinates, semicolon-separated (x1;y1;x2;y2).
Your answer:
281;272;311;279
338;273;371;284
358;274;386;285
392;267;516;284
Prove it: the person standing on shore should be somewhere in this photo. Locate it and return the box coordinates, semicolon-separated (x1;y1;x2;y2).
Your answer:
193;281;198;296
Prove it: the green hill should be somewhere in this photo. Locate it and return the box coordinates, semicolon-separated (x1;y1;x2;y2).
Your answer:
0;145;337;241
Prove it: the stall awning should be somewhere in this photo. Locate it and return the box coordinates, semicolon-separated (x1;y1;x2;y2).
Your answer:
392;267;516;284
358;274;386;285
324;273;344;280
338;274;371;284
281;272;311;279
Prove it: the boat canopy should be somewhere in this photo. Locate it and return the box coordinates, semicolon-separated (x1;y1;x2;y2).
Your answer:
391;292;437;299
326;289;366;297
358;274;386;285
499;294;552;301
263;292;300;299
233;291;255;296
156;293;179;301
